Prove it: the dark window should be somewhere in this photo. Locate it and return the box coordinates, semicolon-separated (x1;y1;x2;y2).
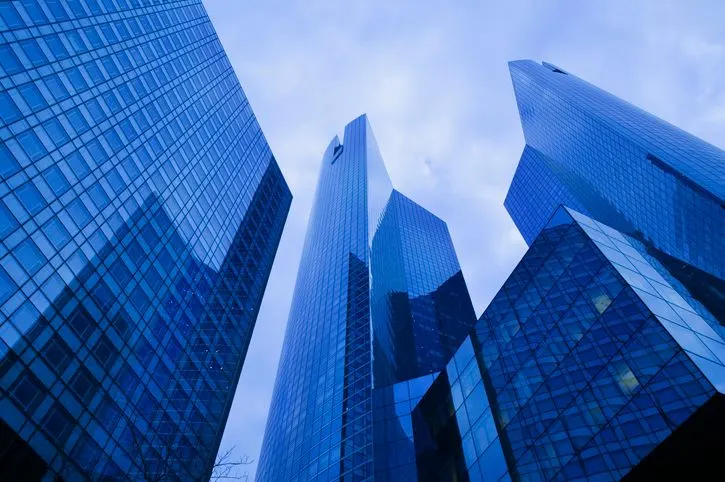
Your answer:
11;371;44;412
42;403;73;444
69;306;94;338
71;433;101;471
94;334;118;371
69;366;97;404
42;335;73;374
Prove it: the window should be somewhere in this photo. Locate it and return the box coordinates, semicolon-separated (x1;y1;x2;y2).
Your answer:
20;39;48;67
42;166;71;196
42;119;70;148
110;258;132;286
0;91;22;124
130;286;150;313
117;362;139;392
69;366;97;403
67;151;90;178
42;335;73;373
0;144;20;178
43;34;70;60
42;403;73;444
103;128;124;153
11;371;44;412
65;31;88;54
112;313;131;340
135;337;154;365
119;119;137;141
83;27;104;49
101;56;120;78
44;75;70;102
106;169;127;194
66;107;90;134
66;67;88;92
0;202;19;238
0;45;23;75
88;183;110;210
94;335;118;370
19;83;48;112
14;239;45;275
67;198;92;228
66;0;89;18
0;266;18;305
84;62;106;85
70;434;101;471
97;397;120;431
69;306;94;338
0;3;24;29
20;0;48;25
16;181;47;214
85;98;106;123
44;0;70;21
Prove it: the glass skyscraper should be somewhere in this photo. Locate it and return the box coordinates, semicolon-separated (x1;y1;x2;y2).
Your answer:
504;60;724;281
415;206;725;481
256;115;478;481
0;1;290;480
410;60;725;481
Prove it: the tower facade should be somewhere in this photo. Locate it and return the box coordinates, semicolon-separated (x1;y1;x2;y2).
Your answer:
415;207;725;481
411;60;725;481
257;115;477;481
504;60;724;281
0;1;291;480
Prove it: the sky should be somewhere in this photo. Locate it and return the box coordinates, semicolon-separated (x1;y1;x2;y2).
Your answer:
202;0;725;478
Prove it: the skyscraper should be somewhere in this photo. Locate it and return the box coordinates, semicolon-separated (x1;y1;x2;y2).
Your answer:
410;60;725;481
504;60;724;281
414;206;725;481
256;115;478;481
0;1;290;480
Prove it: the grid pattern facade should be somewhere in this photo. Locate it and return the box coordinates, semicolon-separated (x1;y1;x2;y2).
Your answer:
413;336;509;482
503;146;587;246
258;115;477;481
371;190;477;387
257;115;392;482
470;207;724;480
0;1;291;479
504;60;725;280
372;373;435;481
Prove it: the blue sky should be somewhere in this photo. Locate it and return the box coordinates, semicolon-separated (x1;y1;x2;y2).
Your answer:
202;0;725;477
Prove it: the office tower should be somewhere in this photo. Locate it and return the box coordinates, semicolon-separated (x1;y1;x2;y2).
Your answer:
504;60;724;282
256;115;478;481
0;1;291;480
370;190;477;481
410;60;725;482
414;207;725;481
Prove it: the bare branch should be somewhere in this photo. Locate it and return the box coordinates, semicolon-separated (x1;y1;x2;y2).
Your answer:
210;445;253;482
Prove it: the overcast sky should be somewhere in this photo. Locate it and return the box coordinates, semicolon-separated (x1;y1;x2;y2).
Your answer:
202;0;725;478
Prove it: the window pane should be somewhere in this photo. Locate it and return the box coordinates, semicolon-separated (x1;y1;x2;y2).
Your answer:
16;181;47;214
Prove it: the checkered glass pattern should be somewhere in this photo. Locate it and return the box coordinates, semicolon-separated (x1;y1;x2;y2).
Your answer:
0;1;291;479
504;60;724;281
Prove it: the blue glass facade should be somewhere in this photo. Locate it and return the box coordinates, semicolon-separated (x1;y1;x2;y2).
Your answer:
0;1;291;480
257;116;390;482
409;58;725;482
416;207;725;481
371;190;477;387
257;115;478;481
504;60;724;281
413;337;509;482
372;373;435;481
